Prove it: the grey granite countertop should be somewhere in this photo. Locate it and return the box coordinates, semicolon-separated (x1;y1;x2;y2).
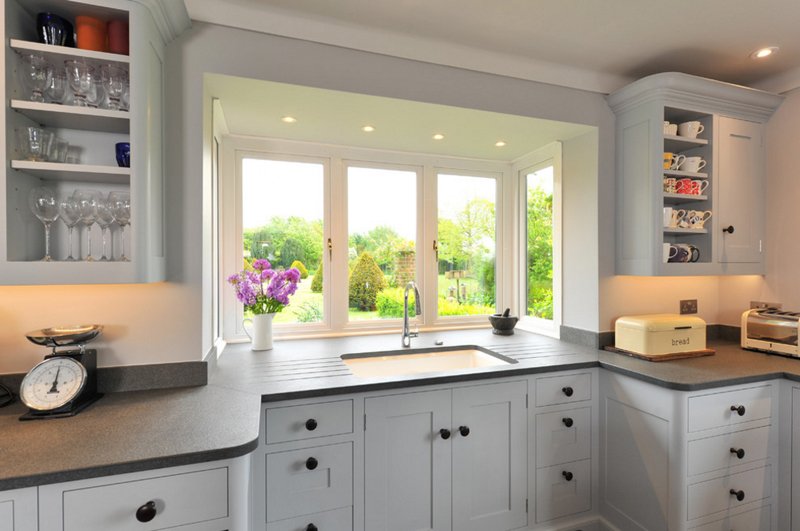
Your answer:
0;384;260;490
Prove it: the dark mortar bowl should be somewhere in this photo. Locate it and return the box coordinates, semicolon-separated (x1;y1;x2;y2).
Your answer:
488;314;519;335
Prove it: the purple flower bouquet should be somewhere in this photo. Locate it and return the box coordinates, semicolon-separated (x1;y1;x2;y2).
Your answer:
228;259;301;314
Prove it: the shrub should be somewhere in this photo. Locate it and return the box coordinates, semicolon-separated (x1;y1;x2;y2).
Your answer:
290;260;309;279
311;263;323;293
348;252;387;311
376;288;417;318
438;297;494;316
528;285;553;320
294;301;323;323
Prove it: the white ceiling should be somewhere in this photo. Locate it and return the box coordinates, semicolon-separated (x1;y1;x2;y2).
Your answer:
186;0;800;95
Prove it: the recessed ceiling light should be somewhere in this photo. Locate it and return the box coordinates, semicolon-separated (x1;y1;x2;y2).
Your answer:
433;133;445;140
362;125;375;132
495;141;507;147
751;46;779;59
281;116;297;123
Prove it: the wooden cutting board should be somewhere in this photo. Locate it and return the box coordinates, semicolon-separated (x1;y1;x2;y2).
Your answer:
604;345;715;362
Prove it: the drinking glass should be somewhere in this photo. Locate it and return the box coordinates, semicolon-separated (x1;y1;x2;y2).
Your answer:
45;71;68;104
58;195;80;261
100;64;127;111
17;127;53;161
64;60;94;107
21;54;51;102
48;138;69;163
28;187;59;261
95;197;115;261
73;189;100;261
108;191;130;262
86;79;105;108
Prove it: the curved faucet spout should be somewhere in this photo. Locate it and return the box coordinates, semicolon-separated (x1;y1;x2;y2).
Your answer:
402;281;422;347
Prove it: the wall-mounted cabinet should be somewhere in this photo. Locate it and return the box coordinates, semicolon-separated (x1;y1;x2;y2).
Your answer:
0;0;178;284
608;72;783;276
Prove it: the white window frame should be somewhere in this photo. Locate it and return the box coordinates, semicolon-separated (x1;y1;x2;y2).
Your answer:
513;142;562;338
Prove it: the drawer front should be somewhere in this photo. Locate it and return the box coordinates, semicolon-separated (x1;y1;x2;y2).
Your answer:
535;459;591;523
266;507;352;531
688;386;772;433
266;400;353;444
535;373;591;407
62;467;228;531
536;407;591;467
688;426;771;476
687;465;771;520
266;442;353;522
690;504;771;531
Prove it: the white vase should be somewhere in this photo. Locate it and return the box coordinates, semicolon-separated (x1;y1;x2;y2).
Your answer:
243;313;275;351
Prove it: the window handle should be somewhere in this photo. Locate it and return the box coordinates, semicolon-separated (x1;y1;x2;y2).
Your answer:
433;240;438;261
328;238;333;260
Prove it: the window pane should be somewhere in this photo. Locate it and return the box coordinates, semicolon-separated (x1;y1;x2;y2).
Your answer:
242;159;324;324
526;166;554;320
347;166;417;321
437;174;496;316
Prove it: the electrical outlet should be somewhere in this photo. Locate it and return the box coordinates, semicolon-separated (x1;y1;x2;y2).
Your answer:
750;301;782;310
680;299;698;314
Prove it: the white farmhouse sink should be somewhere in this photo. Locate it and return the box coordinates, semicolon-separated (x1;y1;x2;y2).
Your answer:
341;345;516;378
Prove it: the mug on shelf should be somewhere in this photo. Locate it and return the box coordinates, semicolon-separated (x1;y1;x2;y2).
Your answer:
676;243;700;262
678;121;705;138
663;177;677;194
691;179;709;195
75;15;107;52
675;178;694;195
682;156;707;173
668;244;690;263
663;243;678;263
687;210;712;229
663;152;686;170
663;121;678;136
665;208;686;228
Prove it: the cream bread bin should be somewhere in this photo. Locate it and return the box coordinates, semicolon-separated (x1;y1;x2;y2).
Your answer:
615;314;706;355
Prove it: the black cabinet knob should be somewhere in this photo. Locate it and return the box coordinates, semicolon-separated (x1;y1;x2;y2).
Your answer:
305;457;318;470
306;524;318;531
730;405;746;416
440;428;451;440
722;225;735;234
730;488;745;502
135;501;157;523
562;386;574;397
562;470;574;481
730;447;746;459
458;426;470;437
562;417;574;428
305;418;318;431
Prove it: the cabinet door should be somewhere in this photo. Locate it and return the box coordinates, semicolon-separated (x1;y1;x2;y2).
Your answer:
452;381;527;531
717;117;764;264
365;389;451;531
0;487;37;531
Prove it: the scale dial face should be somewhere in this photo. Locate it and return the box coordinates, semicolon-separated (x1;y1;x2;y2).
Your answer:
20;356;87;411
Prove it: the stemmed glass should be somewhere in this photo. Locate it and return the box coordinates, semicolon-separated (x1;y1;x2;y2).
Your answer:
28;187;59;261
108;191;130;262
58;196;80;261
95;197;115;261
100;64;127;111
21;54;51;102
73;189;100;261
64;60;94;107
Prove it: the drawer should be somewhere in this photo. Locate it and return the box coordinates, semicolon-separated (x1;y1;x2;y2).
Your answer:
688;386;772;433
266;400;353;444
536;407;591;467
535;459;591;523
688;426;771;476
535;373;591;406
687;465;771;520
61;467;228;531
266;442;353;522
266;507;352;531
690;505;771;530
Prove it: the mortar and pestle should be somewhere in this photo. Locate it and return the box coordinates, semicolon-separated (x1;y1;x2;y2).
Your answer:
489;308;519;335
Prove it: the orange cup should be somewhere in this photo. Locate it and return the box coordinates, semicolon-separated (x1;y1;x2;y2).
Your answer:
107;20;129;55
75;15;107;52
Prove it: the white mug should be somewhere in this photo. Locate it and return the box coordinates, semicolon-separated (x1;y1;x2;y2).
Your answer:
663;122;678;136
663;207;675;227
678;121;704;138
689;210;713;229
669;208;686;228
670;154;687;170
682;156;706;173
663;243;678;263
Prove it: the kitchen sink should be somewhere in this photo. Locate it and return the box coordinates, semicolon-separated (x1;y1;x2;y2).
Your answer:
341;345;517;378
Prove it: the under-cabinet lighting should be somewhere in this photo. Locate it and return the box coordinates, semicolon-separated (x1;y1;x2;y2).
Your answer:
362;125;375;132
281;116;297;123
433;133;444;140
751;46;779;59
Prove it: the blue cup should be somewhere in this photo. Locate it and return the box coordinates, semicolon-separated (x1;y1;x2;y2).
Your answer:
36;13;75;47
115;142;130;168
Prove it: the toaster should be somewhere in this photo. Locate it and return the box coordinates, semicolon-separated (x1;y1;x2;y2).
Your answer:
741;308;800;357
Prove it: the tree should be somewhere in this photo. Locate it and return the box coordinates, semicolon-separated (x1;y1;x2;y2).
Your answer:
348;252;387;311
526;186;553;282
243;216;323;270
311;261;323;293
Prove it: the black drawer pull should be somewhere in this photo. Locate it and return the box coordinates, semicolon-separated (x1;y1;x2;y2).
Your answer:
458;426;470;437
562;417;574;428
135;501;157;523
562;386;574;397
305;457;318;470
439;428;451;440
730;447;745;459
729;488;745;502
306;524;318;531
562;470;573;481
730;405;746;416
305;418;318;431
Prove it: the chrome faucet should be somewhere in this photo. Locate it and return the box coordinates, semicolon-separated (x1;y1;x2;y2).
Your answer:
402;281;422;347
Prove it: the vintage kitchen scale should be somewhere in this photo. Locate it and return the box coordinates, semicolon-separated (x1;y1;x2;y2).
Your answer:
19;325;103;421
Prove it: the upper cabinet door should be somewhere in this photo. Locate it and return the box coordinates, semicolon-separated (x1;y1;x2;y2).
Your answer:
717;117;765;264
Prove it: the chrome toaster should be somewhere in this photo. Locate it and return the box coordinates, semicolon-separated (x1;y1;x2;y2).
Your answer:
741;308;800;357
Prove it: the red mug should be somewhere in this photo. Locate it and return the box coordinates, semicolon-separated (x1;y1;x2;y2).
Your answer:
675;178;693;195
107;20;129;55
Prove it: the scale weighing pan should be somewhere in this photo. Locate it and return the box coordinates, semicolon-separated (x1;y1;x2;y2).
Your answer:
25;324;103;349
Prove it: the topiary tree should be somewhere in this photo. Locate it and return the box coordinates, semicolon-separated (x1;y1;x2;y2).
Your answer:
311;262;323;293
348;251;387;311
290;260;309;279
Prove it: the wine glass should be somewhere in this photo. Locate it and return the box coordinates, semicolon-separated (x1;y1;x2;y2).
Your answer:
73;189;100;261
64;60;94;107
100;64;127;111
108;191;130;262
28;187;59;261
58;196;80;261
45;71;68;104
95;197;115;261
21;54;51;102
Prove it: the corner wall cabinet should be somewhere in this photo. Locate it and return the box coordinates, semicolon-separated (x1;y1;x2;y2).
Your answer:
1;0;172;284
608;72;783;276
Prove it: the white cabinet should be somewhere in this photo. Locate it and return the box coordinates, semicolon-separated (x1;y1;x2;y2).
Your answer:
364;380;528;531
0;487;37;531
608;72;782;276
